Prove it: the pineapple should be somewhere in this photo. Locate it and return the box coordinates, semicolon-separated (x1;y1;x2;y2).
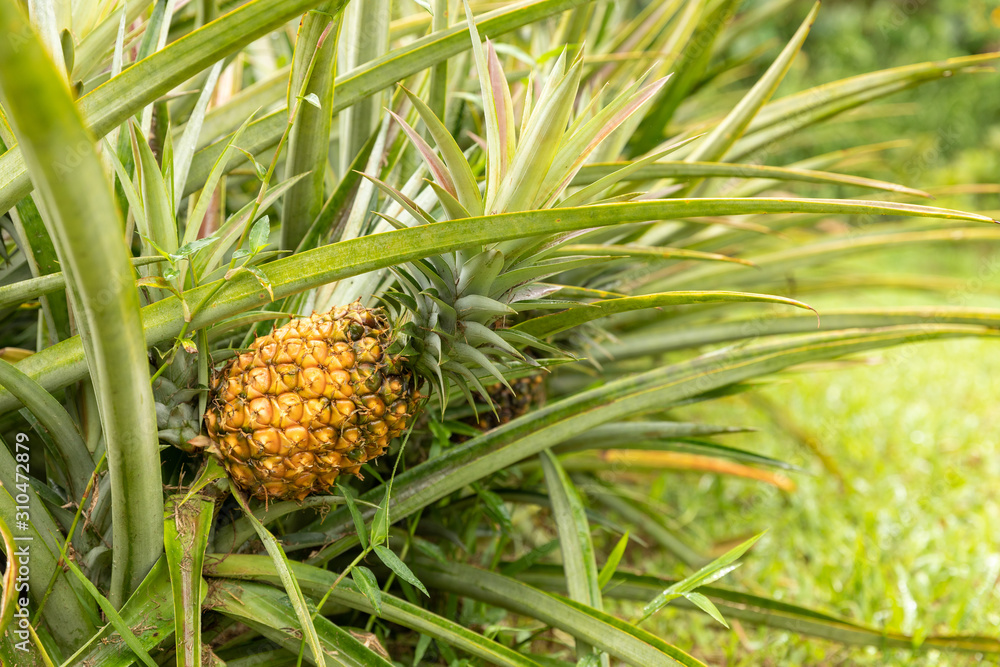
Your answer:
205;303;418;501
473;372;547;431
202;14;667;501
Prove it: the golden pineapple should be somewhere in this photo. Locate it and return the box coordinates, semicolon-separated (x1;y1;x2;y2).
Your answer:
205;303;418;501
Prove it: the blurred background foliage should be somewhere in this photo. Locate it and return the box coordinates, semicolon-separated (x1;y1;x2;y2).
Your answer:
761;0;1000;187
636;1;1000;664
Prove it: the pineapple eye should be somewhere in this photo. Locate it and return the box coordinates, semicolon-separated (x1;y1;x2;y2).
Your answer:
347;323;366;340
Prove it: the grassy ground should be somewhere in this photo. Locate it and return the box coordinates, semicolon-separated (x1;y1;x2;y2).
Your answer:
622;246;1000;665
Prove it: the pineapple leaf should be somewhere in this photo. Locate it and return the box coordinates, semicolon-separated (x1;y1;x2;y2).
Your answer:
552;244;755;267
597;532;630;590
493;55;583;213
457;248;505;296
207;578;392;665
540;449;606;663
228;481;328;667
485;39;517;182
401;85;483;215
0;359;92;500
560;139;699;208
390;109;457;199
427;180;473;220
463;0;503;209
513;291;815;339
461;321;523;358
209;555;543;666
413;561;707;666
172;61;223;213
538;74;669;208
685;2;820;166
184;112;257;248
362;172;437;225
522;564;1000;654
64;559;160;667
163;494;214;665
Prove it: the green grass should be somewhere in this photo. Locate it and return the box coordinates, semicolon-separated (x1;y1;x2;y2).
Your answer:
655;336;1000;665
627;247;1000;665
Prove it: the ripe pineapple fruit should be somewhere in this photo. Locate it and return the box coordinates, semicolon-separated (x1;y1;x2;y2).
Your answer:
205;304;418;501
202;16;665;501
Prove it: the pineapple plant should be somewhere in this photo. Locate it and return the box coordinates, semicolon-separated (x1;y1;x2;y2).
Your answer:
202;18;673;502
0;0;997;664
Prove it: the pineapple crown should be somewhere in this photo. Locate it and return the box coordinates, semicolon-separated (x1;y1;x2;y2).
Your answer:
367;4;674;409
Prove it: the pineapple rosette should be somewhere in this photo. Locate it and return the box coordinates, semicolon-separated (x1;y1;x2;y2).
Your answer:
202;17;666;501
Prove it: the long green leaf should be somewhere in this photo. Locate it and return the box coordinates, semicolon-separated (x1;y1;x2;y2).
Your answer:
337;0;390;175
604;307;1000;361
204;553;552;667
550;243;756;267
163;494;214;667
684;2;819;165
726;53;1000;161
0;359;92;499
207;578;391;667
0;0;162;606
0;441;98;653
0;198;993;415
62;559;159;667
0;120;70;344
518;565;1000;654
0;256;164;309
228;480;327;667
514;291;815;338
540;450;607;665
281;6;344;250
414;560;706;667
649;227;1000;292
571;161;930;199
62;559;175;667
130;120;178;267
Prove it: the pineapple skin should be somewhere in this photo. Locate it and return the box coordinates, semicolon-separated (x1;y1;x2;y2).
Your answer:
475;373;546;431
205;303;417;501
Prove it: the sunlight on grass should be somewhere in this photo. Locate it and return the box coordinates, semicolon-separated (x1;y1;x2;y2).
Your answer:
639;332;1000;665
